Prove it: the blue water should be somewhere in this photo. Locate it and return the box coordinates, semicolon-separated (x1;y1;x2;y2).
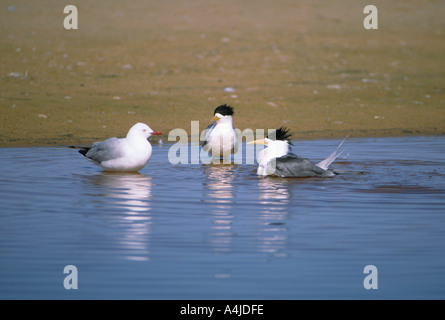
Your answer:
0;136;444;299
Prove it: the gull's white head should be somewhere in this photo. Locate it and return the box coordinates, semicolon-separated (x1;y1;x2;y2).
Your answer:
127;123;162;140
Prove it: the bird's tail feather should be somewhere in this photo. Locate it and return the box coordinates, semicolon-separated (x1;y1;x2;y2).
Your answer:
316;136;348;170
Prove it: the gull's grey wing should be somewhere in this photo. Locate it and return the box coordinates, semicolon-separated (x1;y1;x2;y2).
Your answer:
273;154;333;177
84;137;126;163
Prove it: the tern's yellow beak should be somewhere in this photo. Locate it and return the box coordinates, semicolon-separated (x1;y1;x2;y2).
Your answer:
210;115;221;123
248;139;268;145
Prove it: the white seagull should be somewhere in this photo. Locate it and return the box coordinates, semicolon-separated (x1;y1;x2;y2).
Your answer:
73;123;162;172
202;104;239;160
249;127;347;177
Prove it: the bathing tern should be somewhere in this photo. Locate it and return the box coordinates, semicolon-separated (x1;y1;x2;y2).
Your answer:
249;127;347;177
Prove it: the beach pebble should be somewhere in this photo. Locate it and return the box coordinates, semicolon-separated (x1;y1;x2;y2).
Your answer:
8;72;22;78
327;84;342;90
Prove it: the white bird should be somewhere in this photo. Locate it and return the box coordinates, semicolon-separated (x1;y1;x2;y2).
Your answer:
73;123;162;172
202;104;239;160
249;127;347;177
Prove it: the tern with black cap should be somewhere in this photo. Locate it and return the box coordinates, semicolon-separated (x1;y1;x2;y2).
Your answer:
249;127;347;177
202;104;239;161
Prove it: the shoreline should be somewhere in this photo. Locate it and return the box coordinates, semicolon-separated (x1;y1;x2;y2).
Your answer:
1;129;442;148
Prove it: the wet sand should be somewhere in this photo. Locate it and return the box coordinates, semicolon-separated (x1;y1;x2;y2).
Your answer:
1;0;444;147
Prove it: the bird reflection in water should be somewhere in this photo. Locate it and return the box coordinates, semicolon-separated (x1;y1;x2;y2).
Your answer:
203;165;237;254
87;172;153;261
257;177;291;258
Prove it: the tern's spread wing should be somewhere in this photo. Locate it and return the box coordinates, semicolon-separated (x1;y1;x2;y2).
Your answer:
316;136;348;170
273;154;333;177
85;137;126;163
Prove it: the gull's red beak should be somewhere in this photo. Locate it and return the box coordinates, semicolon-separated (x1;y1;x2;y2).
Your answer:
151;131;162;136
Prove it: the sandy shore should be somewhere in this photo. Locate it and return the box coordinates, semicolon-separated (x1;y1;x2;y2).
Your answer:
1;0;444;147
